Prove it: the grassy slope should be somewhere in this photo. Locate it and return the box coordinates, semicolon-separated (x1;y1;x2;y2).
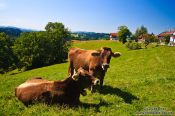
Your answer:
0;40;175;115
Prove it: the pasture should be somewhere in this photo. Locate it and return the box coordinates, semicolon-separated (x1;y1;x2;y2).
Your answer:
0;40;175;115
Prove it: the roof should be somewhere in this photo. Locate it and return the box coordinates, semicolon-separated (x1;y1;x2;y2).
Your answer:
109;33;117;37
158;31;175;37
171;35;175;38
138;34;145;39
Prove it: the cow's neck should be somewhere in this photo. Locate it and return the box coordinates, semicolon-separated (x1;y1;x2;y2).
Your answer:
92;52;103;66
54;77;81;94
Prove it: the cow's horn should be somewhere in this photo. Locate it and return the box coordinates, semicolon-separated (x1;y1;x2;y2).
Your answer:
72;69;79;81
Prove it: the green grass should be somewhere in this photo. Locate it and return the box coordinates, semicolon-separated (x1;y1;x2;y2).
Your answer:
0;40;175;115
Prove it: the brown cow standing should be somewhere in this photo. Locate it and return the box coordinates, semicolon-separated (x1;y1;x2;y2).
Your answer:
15;68;99;106
68;47;121;92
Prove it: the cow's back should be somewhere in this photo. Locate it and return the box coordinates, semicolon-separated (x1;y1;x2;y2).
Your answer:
26;77;50;83
15;79;53;104
68;48;100;71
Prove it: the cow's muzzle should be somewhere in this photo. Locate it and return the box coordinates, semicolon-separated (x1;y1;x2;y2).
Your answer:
93;79;100;85
102;63;110;70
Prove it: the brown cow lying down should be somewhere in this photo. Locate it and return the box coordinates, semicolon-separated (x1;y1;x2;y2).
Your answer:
15;68;99;106
68;47;121;91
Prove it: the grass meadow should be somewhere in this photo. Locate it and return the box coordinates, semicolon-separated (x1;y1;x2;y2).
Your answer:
0;40;175;115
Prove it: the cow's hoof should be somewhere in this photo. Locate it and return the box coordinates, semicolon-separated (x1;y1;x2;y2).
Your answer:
90;89;96;93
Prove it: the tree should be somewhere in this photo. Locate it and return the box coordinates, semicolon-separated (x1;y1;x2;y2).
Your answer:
144;34;157;48
14;32;48;69
117;26;131;44
130;34;137;41
14;22;71;70
164;35;170;44
125;40;142;50
45;22;71;63
0;32;17;73
135;25;148;38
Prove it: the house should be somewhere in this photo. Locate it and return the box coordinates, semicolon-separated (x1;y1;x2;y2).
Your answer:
158;30;175;43
137;34;146;43
109;33;117;40
168;32;175;46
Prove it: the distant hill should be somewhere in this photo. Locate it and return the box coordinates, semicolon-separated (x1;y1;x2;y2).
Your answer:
0;26;34;37
71;31;109;40
0;26;109;40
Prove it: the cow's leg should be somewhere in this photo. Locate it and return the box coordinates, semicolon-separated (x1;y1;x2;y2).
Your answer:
68;64;71;76
89;68;95;93
80;89;87;96
90;85;95;93
99;71;105;91
100;77;104;90
68;61;74;76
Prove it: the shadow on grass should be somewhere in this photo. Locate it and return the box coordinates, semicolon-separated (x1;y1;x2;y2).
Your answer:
10;72;22;75
80;99;111;112
97;85;139;104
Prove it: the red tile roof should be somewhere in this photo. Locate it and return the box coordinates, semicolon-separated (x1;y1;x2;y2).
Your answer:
172;35;175;38
158;31;175;37
110;33;117;37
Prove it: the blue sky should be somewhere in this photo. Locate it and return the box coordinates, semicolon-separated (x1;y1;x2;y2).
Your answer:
0;0;175;34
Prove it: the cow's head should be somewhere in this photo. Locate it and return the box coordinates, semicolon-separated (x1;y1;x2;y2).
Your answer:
72;68;100;87
91;47;121;71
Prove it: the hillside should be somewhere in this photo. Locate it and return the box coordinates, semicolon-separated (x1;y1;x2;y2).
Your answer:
0;26;34;37
0;40;175;115
71;32;109;40
0;26;109;40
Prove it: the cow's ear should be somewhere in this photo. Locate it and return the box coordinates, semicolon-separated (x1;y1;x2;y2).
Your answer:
112;52;121;57
91;52;100;56
72;69;79;81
